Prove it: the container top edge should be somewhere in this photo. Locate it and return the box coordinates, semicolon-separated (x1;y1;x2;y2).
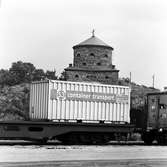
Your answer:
31;79;130;89
31;80;49;84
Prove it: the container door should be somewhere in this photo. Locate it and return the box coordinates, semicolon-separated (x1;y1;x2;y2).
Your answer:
158;95;167;128
147;95;159;129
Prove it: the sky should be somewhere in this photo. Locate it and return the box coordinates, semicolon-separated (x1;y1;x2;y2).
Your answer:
0;0;167;89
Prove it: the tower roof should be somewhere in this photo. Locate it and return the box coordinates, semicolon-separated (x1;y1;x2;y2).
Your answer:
73;34;113;50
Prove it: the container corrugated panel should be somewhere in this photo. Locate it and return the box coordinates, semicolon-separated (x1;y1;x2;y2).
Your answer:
29;80;49;119
30;80;131;123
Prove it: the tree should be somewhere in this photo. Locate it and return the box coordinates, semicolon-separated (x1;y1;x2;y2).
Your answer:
59;70;66;81
0;69;17;86
45;70;57;80
32;69;46;81
9;61;36;83
0;61;58;87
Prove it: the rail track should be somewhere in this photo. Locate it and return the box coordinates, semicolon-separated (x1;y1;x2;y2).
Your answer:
0;140;159;146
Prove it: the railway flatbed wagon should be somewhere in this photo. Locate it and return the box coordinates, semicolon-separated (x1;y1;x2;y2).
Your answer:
0;121;134;144
0;80;133;144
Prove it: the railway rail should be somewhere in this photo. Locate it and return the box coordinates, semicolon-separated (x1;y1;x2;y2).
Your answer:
0;140;159;146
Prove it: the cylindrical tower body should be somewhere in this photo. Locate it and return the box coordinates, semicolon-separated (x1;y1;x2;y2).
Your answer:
65;34;119;85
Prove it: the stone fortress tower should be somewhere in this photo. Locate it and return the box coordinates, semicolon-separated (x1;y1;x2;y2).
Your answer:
64;31;119;85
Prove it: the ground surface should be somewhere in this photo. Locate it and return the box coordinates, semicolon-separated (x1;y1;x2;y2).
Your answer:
0;142;167;166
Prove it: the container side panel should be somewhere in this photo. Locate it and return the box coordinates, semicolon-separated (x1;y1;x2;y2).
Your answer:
105;103;109;121
108;102;111;121
89;101;92;120
98;102;101;120
73;101;77;119
120;103;123;121
29;84;33;118
78;101;81;119
94;102;98;120
34;84;37;119
117;103;120;122
30;80;130;123
30;81;49;120
86;102;90;120
113;103;117;121
115;103;118;121
123;103;125;122
124;104;127;122
121;103;124;122
39;83;42;118
48;81;54;119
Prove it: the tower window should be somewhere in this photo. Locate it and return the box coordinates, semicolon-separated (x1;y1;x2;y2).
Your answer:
105;76;109;79
89;53;95;57
75;74;79;78
77;53;80;57
82;62;87;66
97;62;101;66
104;54;108;58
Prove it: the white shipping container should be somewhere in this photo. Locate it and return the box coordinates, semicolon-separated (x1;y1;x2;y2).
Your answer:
29;80;131;123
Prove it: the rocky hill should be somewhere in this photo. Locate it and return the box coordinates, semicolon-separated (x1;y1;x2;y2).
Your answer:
118;78;159;109
0;84;29;121
130;83;159;109
0;61;58;121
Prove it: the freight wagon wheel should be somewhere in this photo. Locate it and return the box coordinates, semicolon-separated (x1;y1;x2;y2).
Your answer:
78;134;92;145
66;133;94;145
142;132;154;145
156;133;167;145
80;134;111;145
38;137;48;144
57;133;81;145
67;134;81;145
87;134;102;144
34;137;48;144
157;135;165;145
91;134;110;144
115;133;121;142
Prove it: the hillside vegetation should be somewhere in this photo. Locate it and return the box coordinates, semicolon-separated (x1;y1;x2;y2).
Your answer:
0;84;29;120
0;61;57;120
118;78;159;109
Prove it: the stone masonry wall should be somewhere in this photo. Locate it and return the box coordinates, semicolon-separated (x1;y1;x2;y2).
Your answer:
73;46;113;70
65;70;118;85
65;45;119;85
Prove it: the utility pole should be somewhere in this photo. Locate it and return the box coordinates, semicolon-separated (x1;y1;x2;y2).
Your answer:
152;74;155;88
129;72;132;84
129;72;132;88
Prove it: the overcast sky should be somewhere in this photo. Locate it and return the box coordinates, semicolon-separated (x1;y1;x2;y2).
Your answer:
0;0;167;89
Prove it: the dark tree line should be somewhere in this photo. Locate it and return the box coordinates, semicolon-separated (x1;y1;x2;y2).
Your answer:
0;61;58;87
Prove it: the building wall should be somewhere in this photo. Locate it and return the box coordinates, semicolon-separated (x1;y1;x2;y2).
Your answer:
65;70;119;85
73;46;113;70
64;45;119;85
